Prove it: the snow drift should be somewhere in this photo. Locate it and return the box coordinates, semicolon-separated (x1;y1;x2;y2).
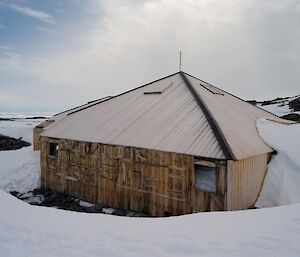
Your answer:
0;120;41;192
0;190;300;257
256;119;300;207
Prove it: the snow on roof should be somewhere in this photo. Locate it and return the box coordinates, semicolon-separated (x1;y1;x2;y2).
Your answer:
41;72;280;160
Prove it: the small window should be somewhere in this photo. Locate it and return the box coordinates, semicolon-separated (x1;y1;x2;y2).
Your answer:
85;143;91;153
49;143;59;157
195;165;216;192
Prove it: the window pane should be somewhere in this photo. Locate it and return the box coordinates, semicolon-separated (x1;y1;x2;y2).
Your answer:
49;143;59;157
195;165;216;192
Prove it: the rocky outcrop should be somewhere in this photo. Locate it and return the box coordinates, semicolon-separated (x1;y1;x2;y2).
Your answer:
0;134;31;151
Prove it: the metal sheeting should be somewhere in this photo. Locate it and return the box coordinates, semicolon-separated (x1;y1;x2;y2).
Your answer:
227;154;268;210
42;73;225;159
143;80;173;94
186;74;276;159
41;97;111;129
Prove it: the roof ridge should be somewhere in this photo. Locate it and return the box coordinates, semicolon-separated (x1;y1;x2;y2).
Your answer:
180;71;236;160
67;71;181;116
183;71;279;118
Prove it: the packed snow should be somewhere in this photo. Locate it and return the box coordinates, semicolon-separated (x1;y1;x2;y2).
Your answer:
1;190;300;257
256;119;300;207
0;119;41;193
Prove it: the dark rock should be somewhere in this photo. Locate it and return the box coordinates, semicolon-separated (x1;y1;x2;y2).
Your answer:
25;116;48;120
289;97;300;112
280;113;300;122
10;191;19;197
10;188;150;216
0;134;31;151
260;97;291;106
261;100;276;106
246;100;259;106
111;209;127;216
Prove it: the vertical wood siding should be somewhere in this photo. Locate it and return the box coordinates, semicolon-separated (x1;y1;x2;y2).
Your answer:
40;137;227;216
226;154;268;210
33;127;44;151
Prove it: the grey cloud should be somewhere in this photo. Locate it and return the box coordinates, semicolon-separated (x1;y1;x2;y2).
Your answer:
1;0;299;112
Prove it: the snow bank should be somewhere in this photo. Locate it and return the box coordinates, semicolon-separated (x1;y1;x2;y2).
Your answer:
256;119;300;207
0;190;299;257
0;120;41;192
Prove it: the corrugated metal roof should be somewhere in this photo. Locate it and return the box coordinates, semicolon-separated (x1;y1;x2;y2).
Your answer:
41;71;282;160
38;97;111;129
185;74;278;159
42;73;225;159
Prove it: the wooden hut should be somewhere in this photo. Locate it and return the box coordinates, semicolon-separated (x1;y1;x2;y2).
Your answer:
39;71;282;216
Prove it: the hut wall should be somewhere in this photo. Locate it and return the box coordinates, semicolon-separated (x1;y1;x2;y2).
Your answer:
33;120;55;151
33;127;44;151
226;153;269;210
40;137;227;216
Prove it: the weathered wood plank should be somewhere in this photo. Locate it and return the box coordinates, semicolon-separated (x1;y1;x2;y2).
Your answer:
40;137;228;216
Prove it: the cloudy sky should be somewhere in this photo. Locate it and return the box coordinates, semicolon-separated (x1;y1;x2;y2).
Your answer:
0;0;299;113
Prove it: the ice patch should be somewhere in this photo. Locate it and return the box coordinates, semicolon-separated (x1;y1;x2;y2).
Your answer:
102;207;115;214
79;200;95;208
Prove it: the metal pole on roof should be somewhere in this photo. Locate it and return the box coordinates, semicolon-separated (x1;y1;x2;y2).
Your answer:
179;51;182;71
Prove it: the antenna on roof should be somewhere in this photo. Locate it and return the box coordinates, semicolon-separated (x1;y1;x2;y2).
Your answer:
179;50;182;71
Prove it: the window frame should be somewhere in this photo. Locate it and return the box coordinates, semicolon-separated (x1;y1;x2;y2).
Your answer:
49;142;59;157
194;164;217;193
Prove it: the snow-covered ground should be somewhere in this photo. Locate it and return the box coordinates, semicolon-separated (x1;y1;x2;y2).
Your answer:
0;112;300;256
1;190;300;257
0;119;41;193
256;119;300;207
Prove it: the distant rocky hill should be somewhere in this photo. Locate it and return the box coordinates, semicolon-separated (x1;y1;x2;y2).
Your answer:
247;95;300;122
